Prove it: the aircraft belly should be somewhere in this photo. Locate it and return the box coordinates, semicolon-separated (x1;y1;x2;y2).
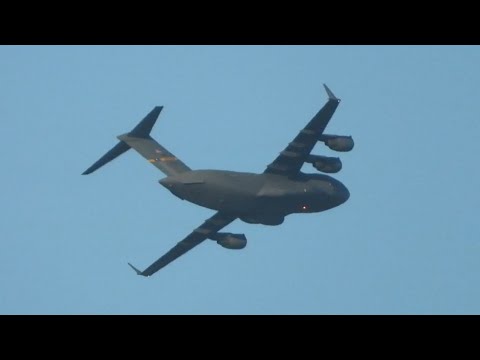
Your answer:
173;170;331;215
180;178;259;214
188;189;258;213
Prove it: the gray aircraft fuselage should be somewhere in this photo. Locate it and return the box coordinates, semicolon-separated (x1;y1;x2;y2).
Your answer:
83;84;353;276
160;170;349;226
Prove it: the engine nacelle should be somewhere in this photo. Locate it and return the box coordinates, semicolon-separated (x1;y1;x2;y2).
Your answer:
211;233;247;250
307;155;342;173
319;135;354;152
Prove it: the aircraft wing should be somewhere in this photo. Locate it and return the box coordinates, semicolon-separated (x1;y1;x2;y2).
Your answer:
264;84;341;176
128;212;236;276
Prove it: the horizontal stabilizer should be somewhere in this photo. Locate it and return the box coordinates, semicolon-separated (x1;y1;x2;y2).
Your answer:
82;141;130;175
128;106;163;138
82;105;190;176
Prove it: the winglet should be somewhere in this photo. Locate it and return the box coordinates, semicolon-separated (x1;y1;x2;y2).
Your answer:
128;262;145;276
323;84;340;101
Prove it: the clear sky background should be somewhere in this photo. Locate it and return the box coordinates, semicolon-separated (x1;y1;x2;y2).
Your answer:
1;45;479;314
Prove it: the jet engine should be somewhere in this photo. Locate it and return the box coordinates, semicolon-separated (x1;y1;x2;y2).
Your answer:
210;233;247;250
307;155;342;173
319;135;354;152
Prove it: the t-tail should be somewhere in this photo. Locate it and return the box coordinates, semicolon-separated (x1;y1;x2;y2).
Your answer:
82;106;191;176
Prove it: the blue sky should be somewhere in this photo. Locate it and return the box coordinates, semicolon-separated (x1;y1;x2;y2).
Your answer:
1;45;479;314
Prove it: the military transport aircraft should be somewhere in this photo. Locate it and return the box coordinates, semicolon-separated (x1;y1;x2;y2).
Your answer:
83;84;353;277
